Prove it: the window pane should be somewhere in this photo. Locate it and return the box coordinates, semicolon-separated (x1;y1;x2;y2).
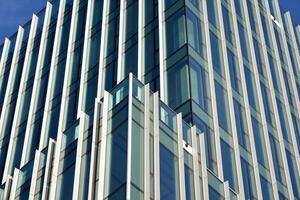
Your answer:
165;10;186;56
167;61;190;109
160;144;180;200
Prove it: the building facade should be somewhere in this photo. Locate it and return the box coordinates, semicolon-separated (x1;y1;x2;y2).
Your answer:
0;0;300;199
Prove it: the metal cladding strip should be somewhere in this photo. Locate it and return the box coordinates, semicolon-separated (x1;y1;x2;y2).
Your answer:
143;84;150;200
264;0;300;188
242;0;280;198
137;0;144;81
158;0;165;102
72;111;86;199
229;0;258;198
126;73;134;199
39;0;67;150
1;24;31;185
176;113;186;200
237;0;277;199
223;181;230;200
3;176;12;200
202;0;223;179
0;27;24;151
198;133;209;199
28;150;41;200
96;0;109;99
97;91;110;199
87;98;101;200
215;0;245;197
8;169;20;200
116;0;125;83
21;2;53;167
251;0;294;198
77;0;94;117
41;139;56;200
190;126;201;200
274;3;300;164
230;0;261;196
153;92;160;199
0;39;11;78
48;0;80;197
4;14;38;180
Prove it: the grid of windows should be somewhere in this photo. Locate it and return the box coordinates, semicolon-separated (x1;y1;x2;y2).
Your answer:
0;0;300;199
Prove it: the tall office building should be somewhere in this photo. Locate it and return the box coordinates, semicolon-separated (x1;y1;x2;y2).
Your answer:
0;0;300;199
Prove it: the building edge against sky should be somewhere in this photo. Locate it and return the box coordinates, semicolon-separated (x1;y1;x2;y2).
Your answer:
0;0;300;199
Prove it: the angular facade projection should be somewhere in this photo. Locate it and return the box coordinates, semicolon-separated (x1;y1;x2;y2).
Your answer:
0;0;300;199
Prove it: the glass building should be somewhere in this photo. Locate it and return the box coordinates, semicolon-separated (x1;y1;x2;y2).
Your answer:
0;0;300;199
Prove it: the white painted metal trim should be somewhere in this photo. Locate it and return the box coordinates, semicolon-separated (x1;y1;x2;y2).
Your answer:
191;126;201;200
21;2;53;167
125;73;134;199
96;0;109;99
41;139;56;200
77;0;94;118
153;92;160;199
87;98;101;200
97;91;110;199
117;0;126;83
8;169;20;200
137;0;144;81
158;0;165;101
198;133;209;199
176;113;186;200
28;150;41;200
39;0;67;150
202;0;223;179
72;112;86;200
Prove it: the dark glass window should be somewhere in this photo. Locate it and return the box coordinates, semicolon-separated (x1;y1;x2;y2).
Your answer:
268;53;280;92
276;98;290;142
241;158;256;200
167;61;190;109
244;67;258;110
184;161;194;200
193;115;217;173
104;122;128;198
260;82;275;126
189;58;210;113
238;22;250;61
251;117;268;168
209;186;222;200
220;139;237;190
160;144;179;200
165;10;186;56
261;13;271;49
215;81;231;132
227;48;241;94
125;1;138;41
186;9;204;57
269;133;285;184
253;38;266;77
286;150;300;199
260;175;273;200
210;31;224;77
222;5;234;44
207;0;217;27
233;99;250;150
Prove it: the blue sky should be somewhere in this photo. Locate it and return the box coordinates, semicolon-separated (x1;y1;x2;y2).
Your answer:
0;0;300;44
0;0;47;44
279;0;300;25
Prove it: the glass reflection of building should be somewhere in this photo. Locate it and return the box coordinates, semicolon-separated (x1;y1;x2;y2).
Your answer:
0;0;300;199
